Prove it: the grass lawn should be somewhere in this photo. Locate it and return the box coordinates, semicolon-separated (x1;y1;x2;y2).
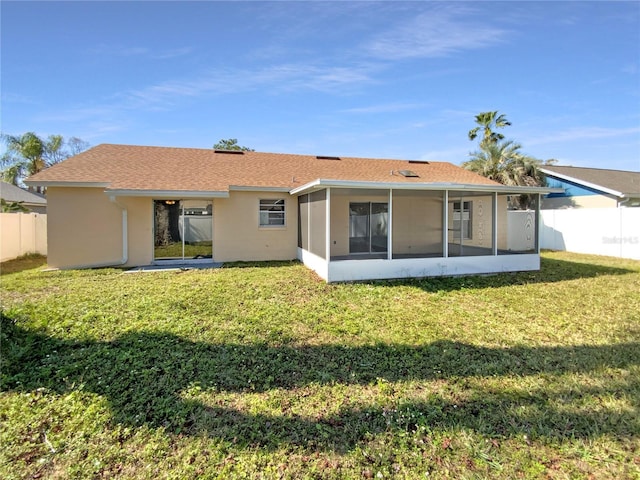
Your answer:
1;252;639;479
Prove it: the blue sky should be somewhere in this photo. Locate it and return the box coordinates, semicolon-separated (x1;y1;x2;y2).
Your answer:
2;1;639;171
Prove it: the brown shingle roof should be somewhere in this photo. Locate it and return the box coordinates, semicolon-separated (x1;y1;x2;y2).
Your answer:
27;143;499;192
542;165;640;197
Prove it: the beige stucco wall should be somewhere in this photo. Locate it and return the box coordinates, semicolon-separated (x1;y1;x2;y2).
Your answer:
213;191;298;261
46;188;151;268
542;195;618;209
47;188;297;267
392;192;443;255
47;187;123;268
496;196;509;250
122;196;153;266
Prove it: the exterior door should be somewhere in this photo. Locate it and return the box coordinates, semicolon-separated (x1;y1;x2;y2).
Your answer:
154;200;213;261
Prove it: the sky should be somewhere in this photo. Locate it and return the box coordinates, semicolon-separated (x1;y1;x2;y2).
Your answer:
1;1;639;171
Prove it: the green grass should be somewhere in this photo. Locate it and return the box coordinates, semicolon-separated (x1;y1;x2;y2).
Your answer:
1;251;639;479
154;241;213;259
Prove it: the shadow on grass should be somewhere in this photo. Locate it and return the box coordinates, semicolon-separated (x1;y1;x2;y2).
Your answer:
217;256;636;292
3;315;639;452
381;256;638;292
0;254;47;275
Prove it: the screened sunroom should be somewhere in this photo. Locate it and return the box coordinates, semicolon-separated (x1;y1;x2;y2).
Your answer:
294;180;555;282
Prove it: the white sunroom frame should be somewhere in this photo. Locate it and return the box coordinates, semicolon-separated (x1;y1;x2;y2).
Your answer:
292;179;561;283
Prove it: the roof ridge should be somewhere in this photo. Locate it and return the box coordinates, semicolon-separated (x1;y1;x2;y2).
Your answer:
543;165;640;174
89;143;452;164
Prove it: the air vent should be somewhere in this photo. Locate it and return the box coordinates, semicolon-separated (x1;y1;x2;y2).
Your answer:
398;170;420;178
214;149;245;154
316;155;341;160
408;160;429;164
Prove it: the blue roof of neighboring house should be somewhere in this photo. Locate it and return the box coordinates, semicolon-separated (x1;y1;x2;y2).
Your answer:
0;181;47;205
541;166;640;199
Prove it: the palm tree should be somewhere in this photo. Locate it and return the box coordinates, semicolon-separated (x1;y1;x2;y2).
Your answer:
463;140;544;209
468;111;511;147
1;132;89;192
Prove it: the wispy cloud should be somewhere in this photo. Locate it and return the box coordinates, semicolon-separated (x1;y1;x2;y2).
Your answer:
527;126;640;146
90;44;192;59
91;44;150;56
1;92;36;105
152;47;194;60
32;61;378;128
341;102;428;114
365;6;508;60
121;62;378;108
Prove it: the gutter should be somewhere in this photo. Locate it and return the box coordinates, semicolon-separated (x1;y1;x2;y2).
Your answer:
290;179;564;196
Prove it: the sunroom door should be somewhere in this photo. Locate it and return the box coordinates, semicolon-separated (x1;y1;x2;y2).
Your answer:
154;200;213;261
349;202;388;254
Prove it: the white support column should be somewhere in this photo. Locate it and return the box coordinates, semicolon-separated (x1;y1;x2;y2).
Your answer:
307;194;312;252
535;193;541;254
492;192;498;255
326;188;331;261
443;190;449;258
388;188;393;260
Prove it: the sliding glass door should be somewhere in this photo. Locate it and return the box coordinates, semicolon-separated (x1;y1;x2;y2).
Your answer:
154;200;212;261
349;202;388;254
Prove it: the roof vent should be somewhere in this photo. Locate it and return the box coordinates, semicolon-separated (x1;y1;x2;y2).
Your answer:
316;155;341;160
409;160;429;164
214;149;245;154
398;170;420;178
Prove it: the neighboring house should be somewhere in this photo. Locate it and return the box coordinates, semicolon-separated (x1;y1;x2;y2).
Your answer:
0;181;47;213
541;166;640;209
26;144;557;282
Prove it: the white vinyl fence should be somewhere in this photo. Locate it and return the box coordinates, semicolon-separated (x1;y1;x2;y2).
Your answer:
540;208;640;260
0;212;47;262
507;210;537;252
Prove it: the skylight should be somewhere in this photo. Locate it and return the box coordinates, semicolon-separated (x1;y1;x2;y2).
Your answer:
214;149;245;154
316;155;341;160
398;170;419;178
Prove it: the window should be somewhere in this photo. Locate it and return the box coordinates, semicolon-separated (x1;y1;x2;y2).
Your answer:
453;201;472;239
259;199;285;226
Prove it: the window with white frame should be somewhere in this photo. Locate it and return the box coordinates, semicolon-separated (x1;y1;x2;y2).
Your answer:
452;201;472;239
259;199;285;226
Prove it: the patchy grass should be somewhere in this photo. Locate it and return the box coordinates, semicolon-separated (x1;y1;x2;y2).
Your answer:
0;253;47;275
1;251;639;479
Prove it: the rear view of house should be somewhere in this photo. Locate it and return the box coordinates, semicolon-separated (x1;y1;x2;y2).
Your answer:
26;144;557;282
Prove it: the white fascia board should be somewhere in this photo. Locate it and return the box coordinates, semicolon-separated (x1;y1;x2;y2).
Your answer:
23;180;111;188
105;189;230;198
229;185;291;193
540;168;624;198
290;179;562;195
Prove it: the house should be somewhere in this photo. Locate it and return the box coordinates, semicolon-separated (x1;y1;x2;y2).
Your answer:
541;166;640;209
0;181;47;213
26;144;558;282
